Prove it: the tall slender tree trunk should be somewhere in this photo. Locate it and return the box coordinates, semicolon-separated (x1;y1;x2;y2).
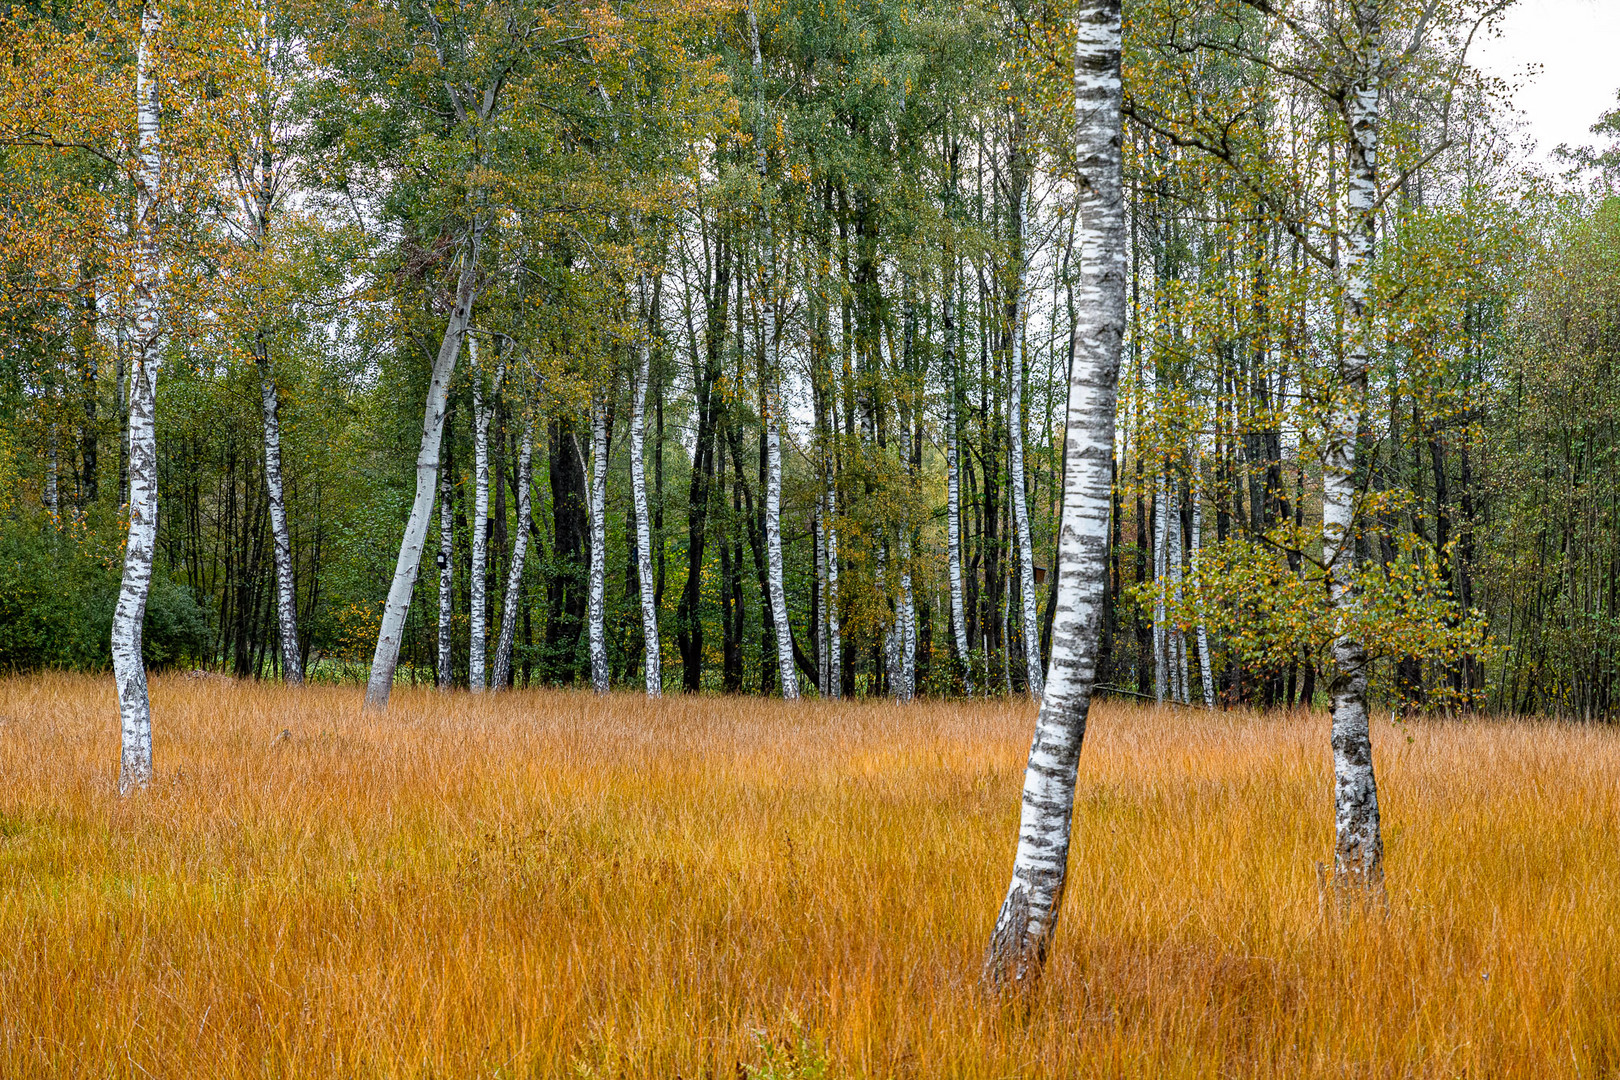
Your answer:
630;306;662;697
468;339;491;692
256;345;301;683
748;0;798;702
1009;189;1044;699
1325;0;1384;889
45;418;59;517
825;457;842;698
588;397;610;693
945;274;973;695
1153;478;1168;703
1168;478;1188;704
437;415;455;689
984;0;1124;987
364;224;482;710
1192;462;1215;708
114;0;163;793
492;414;534;690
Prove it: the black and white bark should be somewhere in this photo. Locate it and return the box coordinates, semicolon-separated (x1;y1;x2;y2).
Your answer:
985;0;1124;988
588;396;610;694
364;228;482;709
748;0;799;701
944;282;973;695
1009;189;1043;699
257;354;301;683
468;336;497;692
1191;461;1215;708
114;0;162;794
491;413;534;690
824;465;841;698
630;308;662;697
437;430;454;689
1153;478;1168;703
1326;0;1384;890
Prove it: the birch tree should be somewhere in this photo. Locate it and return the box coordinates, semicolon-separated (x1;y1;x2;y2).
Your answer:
113;0;163;793
1009;184;1043;698
588;395;611;694
1324;0;1383;890
364;235;482;709
630;297;662;696
491;412;534;689
468;336;497;692
748;0;798;701
437;430;454;688
984;0;1125;987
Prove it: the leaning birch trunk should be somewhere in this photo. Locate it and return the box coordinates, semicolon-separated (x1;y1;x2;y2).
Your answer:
1009;193;1043;699
364;227;482;710
944;288;973;695
630;322;661;697
1325;0;1384;890
588;399;610;694
437;439;454;689
825;467;841;698
984;0;1124;988
1191;464;1215;708
491;414;534;690
1153;479;1168;703
468;339;490;692
257;347;302;683
113;0;163;794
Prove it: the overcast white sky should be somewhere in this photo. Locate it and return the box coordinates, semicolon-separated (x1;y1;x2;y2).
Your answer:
1470;0;1620;163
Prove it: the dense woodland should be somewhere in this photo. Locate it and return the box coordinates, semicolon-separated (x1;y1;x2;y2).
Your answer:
3;0;1619;717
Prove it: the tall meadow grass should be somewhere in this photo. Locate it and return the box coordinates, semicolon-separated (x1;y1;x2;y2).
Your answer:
1;673;1616;1076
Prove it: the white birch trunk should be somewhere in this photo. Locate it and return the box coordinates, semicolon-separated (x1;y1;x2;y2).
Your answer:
45;423;58;516
491;414;534;690
1153;479;1168;704
1191;464;1215;708
258;354;301;683
816;502;828;694
437;439;454;689
1168;482;1187;704
114;0;162;793
898;537;916;702
825;467;841;698
1326;0;1384;889
364;228;482;710
765;403;797;700
1009;192;1044;699
468;338;490;692
985;0;1124;987
630;320;661;697
588;399;610;694
749;0;798;702
945;290;973;696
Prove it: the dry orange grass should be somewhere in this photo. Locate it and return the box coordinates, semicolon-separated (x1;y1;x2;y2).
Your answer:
1;673;1618;1077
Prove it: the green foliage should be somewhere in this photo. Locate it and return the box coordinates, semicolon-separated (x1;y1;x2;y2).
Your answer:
0;515;208;673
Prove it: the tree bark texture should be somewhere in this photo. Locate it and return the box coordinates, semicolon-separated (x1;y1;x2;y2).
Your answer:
588;398;610;694
492;414;534;690
1326;0;1384;890
114;0;163;794
630;320;662;697
984;0;1124;988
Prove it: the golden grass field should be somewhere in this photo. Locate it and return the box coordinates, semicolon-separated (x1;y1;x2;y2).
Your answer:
1;673;1618;1078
